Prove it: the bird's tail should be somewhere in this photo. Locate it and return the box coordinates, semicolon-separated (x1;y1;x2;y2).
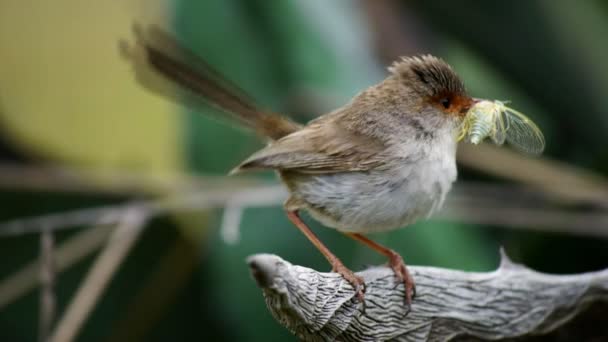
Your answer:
120;24;300;141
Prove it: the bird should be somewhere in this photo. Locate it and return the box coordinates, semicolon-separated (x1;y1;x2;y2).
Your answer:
121;25;476;306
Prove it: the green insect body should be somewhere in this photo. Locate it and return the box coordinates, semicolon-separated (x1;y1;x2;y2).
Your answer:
467;101;502;145
459;100;545;155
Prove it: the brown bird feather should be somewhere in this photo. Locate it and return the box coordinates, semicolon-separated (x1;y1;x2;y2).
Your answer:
121;24;300;141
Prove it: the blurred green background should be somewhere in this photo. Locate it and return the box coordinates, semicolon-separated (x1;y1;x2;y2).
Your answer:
0;0;607;341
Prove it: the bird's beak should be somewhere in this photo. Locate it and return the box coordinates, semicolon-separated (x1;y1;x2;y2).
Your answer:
458;96;480;116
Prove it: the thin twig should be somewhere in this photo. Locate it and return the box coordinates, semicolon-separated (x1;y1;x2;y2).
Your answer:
50;207;147;342
0;225;113;310
0;185;287;237
1;183;606;239
458;144;608;208
39;229;55;342
0;163;265;196
442;201;608;238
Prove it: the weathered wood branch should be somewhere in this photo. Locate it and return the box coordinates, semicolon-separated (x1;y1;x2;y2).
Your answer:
247;252;608;341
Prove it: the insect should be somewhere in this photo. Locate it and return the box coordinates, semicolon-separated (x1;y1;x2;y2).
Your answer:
459;99;545;154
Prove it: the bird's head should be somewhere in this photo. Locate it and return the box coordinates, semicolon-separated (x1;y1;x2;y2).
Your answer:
388;55;475;130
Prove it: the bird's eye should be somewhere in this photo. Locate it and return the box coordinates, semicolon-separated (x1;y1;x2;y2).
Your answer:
440;97;451;109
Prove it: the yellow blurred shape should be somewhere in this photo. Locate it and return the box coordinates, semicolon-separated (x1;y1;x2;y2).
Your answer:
0;1;182;173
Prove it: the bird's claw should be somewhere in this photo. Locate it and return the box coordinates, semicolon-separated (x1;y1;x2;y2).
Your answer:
332;263;366;302
388;252;416;308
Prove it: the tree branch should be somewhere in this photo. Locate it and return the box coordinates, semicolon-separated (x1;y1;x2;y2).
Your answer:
247;252;608;341
1;183;607;238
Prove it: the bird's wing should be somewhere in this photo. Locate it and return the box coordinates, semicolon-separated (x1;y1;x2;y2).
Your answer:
231;121;388;174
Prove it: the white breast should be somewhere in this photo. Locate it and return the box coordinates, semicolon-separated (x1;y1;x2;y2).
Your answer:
294;133;458;233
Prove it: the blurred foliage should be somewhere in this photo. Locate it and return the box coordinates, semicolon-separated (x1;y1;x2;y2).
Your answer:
0;0;606;341
0;0;183;172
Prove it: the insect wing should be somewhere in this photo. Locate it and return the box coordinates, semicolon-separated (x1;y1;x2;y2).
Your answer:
502;107;545;155
490;105;507;145
457;116;471;142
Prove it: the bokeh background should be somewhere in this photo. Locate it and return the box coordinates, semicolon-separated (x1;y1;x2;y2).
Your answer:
0;0;607;341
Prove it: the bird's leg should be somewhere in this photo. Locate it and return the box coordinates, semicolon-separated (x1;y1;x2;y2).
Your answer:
286;210;365;301
345;233;415;306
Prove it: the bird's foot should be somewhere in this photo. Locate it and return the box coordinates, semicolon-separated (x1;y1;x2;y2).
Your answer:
387;251;416;307
332;261;366;302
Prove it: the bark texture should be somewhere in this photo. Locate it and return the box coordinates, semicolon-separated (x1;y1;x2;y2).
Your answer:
247;252;608;341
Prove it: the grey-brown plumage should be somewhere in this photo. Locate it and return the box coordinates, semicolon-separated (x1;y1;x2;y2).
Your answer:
390;55;466;98
235;56;469;175
122;25;475;306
